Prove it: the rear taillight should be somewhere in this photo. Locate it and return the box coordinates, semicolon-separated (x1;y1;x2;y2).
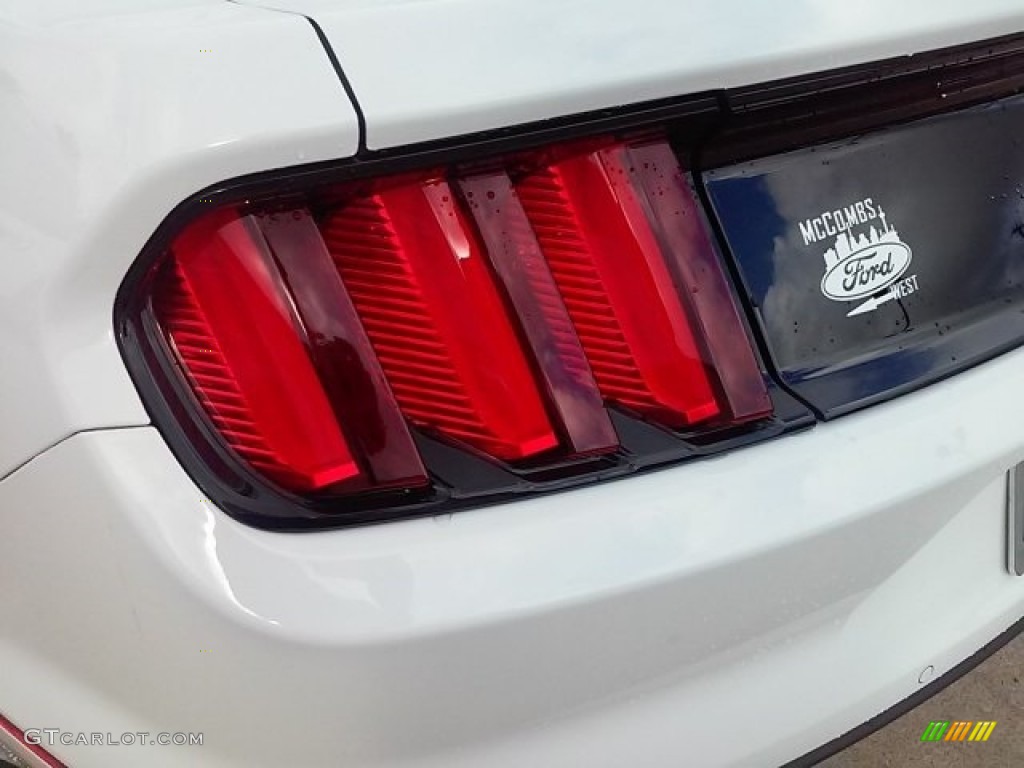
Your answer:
0;714;66;768
120;135;774;528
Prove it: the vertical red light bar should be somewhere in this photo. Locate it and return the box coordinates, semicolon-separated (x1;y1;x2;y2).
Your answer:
517;144;720;428
459;171;619;457
321;178;559;462
623;141;772;422
254;209;429;489
155;210;359;492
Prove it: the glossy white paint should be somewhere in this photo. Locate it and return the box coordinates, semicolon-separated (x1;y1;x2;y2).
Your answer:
4;2;1024;767
237;0;1024;148
0;0;359;479
4;344;1024;767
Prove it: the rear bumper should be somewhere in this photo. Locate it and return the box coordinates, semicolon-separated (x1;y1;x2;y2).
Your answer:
3;345;1024;767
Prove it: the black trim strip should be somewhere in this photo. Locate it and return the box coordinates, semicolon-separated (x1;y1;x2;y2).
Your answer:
708;32;1024;165
785;614;1024;767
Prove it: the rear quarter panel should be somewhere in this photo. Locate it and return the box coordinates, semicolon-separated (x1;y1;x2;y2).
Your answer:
0;0;359;479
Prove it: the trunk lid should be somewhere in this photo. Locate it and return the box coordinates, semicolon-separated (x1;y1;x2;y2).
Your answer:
234;0;1024;149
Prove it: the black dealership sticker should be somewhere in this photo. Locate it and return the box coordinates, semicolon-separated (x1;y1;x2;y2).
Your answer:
800;198;920;317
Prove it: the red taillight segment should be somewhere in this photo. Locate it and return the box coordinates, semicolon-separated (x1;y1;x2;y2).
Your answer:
155;212;360;492
517;143;720;427
460;171;619;457
253;210;429;489
626;142;772;422
321;179;559;461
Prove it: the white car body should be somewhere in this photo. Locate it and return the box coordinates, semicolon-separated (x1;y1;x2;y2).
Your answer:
2;1;1024;766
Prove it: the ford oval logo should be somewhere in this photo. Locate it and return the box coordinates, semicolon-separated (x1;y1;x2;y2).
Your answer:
820;242;913;302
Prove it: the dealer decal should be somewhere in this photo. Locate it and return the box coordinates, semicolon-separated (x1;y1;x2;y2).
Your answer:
799;198;919;317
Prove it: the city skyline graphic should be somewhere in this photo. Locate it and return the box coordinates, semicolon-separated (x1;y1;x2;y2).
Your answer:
823;206;902;270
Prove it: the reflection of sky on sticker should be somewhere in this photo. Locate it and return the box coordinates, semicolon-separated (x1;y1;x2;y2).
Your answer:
706;174;785;301
789;333;939;402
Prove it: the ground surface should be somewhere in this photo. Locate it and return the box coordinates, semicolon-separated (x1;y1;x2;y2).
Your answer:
821;633;1024;767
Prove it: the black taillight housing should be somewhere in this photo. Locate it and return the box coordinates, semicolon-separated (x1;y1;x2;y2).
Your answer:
117;128;802;530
